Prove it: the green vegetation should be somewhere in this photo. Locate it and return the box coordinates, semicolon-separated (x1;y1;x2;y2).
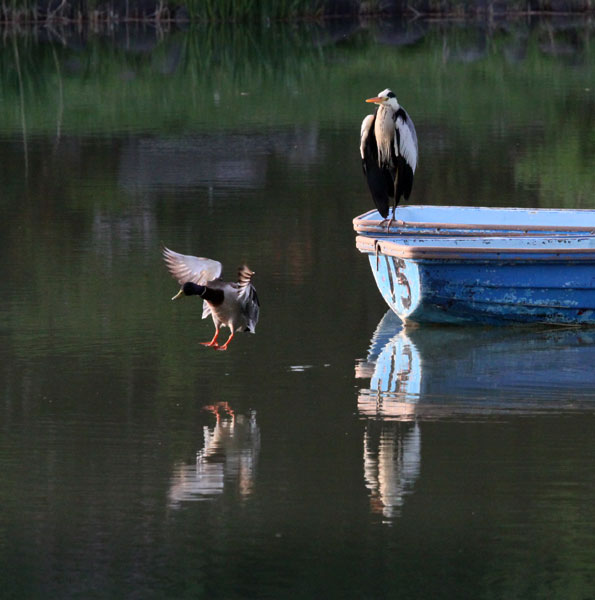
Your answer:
0;20;593;133
0;19;593;211
2;0;326;23
0;0;594;23
183;0;325;21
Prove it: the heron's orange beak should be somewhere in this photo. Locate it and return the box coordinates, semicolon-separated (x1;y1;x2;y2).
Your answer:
366;96;385;104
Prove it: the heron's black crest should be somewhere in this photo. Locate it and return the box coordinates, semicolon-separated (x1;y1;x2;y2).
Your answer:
386;91;396;98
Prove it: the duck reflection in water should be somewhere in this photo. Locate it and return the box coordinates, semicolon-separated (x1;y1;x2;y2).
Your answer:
168;402;260;508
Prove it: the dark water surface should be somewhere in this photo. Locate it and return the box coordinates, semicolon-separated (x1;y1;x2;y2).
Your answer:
2;17;595;599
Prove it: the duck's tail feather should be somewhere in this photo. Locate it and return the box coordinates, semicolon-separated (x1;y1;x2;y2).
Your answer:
237;265;256;295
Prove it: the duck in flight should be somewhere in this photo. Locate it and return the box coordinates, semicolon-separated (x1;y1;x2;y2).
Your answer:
163;247;260;351
360;88;418;226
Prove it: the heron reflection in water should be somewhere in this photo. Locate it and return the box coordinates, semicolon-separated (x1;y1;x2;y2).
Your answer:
364;421;421;520
168;402;260;508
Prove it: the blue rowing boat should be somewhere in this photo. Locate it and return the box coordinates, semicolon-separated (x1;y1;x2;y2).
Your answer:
355;234;595;325
354;205;595;237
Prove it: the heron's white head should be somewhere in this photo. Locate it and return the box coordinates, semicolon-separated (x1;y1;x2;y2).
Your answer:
365;88;399;111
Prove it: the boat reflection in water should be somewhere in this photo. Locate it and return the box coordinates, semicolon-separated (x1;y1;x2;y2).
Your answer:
356;311;595;519
168;403;260;508
356;311;595;418
355;312;421;420
357;312;421;521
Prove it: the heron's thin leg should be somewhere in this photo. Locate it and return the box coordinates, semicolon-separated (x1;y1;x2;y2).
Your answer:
386;204;396;231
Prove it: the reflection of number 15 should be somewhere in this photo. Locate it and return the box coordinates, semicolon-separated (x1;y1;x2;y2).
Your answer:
396;345;413;393
393;259;411;310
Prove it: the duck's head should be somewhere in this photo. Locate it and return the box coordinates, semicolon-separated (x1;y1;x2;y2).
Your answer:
365;88;399;111
171;281;205;300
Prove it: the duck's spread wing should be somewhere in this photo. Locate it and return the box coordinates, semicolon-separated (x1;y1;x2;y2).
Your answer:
162;247;222;285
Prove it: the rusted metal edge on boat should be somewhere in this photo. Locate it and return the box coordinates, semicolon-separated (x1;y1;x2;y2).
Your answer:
355;236;595;261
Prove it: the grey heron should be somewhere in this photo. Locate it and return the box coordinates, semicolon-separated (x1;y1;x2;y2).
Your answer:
360;88;418;223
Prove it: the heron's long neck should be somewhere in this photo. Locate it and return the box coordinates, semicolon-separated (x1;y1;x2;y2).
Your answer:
374;105;396;166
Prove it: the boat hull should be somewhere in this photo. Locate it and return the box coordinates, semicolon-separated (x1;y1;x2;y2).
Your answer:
357;236;595;325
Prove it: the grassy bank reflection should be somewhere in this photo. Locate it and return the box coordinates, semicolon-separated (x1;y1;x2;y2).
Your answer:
1;19;594;208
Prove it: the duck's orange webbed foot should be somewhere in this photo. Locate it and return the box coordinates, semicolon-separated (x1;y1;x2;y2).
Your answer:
214;332;235;351
200;329;220;348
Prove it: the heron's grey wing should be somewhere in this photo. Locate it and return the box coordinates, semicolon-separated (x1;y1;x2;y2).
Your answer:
359;114;375;160
162;247;223;285
392;107;418;202
360;112;392;218
394;108;418;173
